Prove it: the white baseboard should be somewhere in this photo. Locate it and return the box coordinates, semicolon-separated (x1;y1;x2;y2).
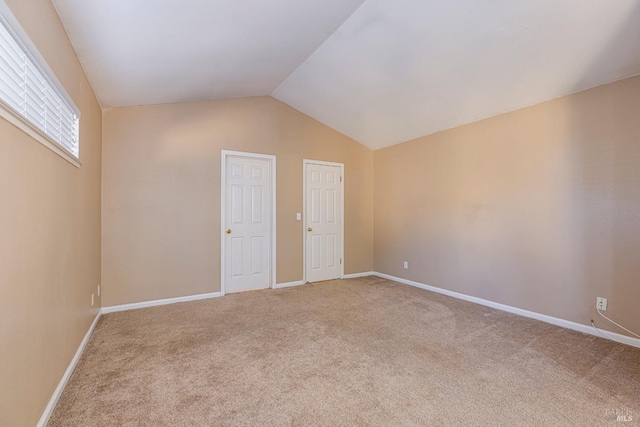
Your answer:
275;274;377;287
343;271;375;279
275;273;376;286
373;272;640;349
37;311;101;427
101;292;222;314
274;280;305;289
38;273;637;426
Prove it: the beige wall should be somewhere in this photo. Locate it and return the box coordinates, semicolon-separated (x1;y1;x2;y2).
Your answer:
374;75;640;336
102;97;373;306
0;1;102;426
1;5;636;422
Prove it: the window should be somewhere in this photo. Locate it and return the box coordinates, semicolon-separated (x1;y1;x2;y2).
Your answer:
0;2;80;164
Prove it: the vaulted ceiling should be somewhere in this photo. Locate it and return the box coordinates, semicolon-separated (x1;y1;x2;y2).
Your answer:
52;0;640;149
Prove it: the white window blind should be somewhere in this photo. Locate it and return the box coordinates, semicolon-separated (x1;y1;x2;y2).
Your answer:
0;13;79;158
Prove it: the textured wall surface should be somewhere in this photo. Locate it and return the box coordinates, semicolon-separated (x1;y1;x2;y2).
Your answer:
0;1;102;425
102;97;373;306
374;75;640;337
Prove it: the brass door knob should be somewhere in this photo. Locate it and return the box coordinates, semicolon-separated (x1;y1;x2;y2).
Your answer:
307;227;313;232
226;229;232;234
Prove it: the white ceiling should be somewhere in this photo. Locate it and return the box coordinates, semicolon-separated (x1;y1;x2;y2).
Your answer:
51;0;366;108
53;0;640;149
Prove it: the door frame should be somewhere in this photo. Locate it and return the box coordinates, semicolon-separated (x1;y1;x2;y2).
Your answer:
220;150;276;296
302;159;345;284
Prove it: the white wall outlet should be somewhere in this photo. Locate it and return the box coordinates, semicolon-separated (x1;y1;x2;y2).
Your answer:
596;297;607;311
97;284;101;297
403;261;408;269
296;213;301;221
91;293;94;307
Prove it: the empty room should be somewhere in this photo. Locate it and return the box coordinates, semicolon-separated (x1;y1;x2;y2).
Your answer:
1;0;639;425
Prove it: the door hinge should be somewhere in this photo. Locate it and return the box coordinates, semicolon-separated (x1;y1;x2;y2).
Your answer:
340;258;342;264
340;176;342;182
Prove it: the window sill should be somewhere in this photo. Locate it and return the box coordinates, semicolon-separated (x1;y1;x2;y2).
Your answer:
0;101;81;168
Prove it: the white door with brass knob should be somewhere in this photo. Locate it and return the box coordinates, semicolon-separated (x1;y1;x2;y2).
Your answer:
304;160;344;283
222;151;275;295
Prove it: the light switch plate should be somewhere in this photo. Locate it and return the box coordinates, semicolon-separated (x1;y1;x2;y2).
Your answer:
296;213;302;221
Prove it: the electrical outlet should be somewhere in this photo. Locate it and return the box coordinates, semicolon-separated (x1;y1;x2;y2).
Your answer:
596;297;607;311
91;293;94;307
403;261;408;269
97;284;101;297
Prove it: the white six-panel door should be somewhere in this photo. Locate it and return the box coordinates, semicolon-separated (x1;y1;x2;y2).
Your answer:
305;161;343;283
224;154;273;293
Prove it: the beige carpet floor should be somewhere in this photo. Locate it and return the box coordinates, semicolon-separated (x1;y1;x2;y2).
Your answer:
49;276;639;426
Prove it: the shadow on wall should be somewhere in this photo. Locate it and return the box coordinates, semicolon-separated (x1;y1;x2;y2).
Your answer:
565;1;640;333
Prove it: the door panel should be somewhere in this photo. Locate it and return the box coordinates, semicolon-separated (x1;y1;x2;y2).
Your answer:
231;237;243;277
305;163;342;283
311;189;321;224
311;235;321;270
327;189;336;223
231;185;243;224
225;155;271;293
251;236;263;275
326;234;336;268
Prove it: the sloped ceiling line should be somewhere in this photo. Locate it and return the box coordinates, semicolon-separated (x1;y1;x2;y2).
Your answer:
53;0;640;149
